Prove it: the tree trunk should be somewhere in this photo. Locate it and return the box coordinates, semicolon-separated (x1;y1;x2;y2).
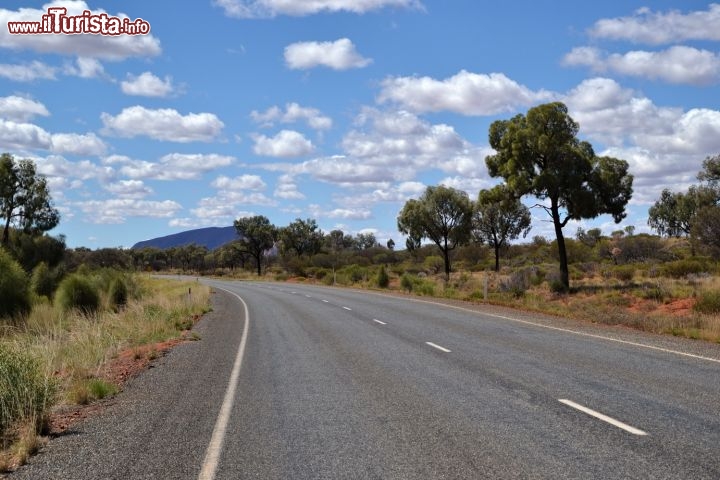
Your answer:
255;252;262;276
2;215;10;246
551;201;569;291
442;242;451;283
494;244;500;272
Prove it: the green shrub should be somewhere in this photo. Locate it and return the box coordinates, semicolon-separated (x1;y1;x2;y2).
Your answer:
693;290;720;314
30;262;57;299
377;265;389;288
662;259;707;279
108;277;128;310
400;273;413;293
612;265;635;283
55;274;100;313
0;248;31;320
500;270;530;298
0;344;56;435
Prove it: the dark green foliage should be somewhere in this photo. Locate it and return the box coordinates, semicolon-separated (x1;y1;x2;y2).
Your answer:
234;215;277;276
0;248;31;319
56;274;100;313
109;277;128;310
30;262;57;298
377;265;390;288
397;185;473;281
486;102;633;289
0;153;60;246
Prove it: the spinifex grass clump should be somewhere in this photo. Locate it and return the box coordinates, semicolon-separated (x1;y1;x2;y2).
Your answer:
55;274;100;313
0;344;56;447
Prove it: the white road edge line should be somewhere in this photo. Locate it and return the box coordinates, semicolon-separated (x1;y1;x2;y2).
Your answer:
373;319;387;325
198;287;250;480
362;292;720;365
343;306;352;311
426;341;451;353
559;399;647;436
322;300;329;303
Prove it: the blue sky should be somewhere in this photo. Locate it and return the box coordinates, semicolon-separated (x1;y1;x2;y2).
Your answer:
1;1;719;248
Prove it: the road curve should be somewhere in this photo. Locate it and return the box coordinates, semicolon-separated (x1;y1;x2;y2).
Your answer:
10;278;720;479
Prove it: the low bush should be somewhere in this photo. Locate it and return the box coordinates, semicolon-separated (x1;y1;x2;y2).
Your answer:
377;265;390;288
400;273;413;293
108;277;128;310
693;290;720;314
30;262;57;299
0;249;31;320
55;274;100;313
662;259;708;279
612;265;636;283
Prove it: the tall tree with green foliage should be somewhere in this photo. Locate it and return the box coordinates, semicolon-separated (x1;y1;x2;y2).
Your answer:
397;185;473;281
473;185;531;272
278;218;323;257
647;186;717;239
0;153;60;246
234;215;277;276
486;102;633;290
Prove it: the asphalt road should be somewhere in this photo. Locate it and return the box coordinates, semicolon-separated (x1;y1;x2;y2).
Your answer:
10;279;720;479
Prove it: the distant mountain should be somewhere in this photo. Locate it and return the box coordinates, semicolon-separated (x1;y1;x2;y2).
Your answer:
132;226;238;250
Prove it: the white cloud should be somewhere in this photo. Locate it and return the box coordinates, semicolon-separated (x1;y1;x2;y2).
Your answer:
0;61;57;82
0;95;49;122
252;130;315;157
63;57;106;79
121;71;176;97
104;179;153;199
0;2;161;59
274;174;305;200
563;46;720;85
589;4;720;44
251;102;332;130
51;132;107;156
309;204;372;220
118;153;235;181
285;38;372;70
76;199;182;224
215;0;421;18
0;118;52;150
101;106;224;142
257;109;484;187
378;70;555;115
211;174;266;191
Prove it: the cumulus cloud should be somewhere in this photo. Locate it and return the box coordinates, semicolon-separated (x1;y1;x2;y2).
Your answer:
0;2;161;59
0;118;52;150
104;179;153;199
251;102;332;130
117;153;235;181
0;61;57;82
274;174;305;200
76;199;182;224
215;0;421;18
252;130;315;157
589;4;720;44
63;57;106;79
285;38;372;70
121;72;176;97
563;46;720;85
308;204;372;220
101;106;224;142
51;132;107;156
0;95;49;122
211;174;266;191
378;70;555;115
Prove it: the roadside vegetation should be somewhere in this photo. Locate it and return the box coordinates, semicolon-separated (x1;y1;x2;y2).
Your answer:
0;153;210;470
